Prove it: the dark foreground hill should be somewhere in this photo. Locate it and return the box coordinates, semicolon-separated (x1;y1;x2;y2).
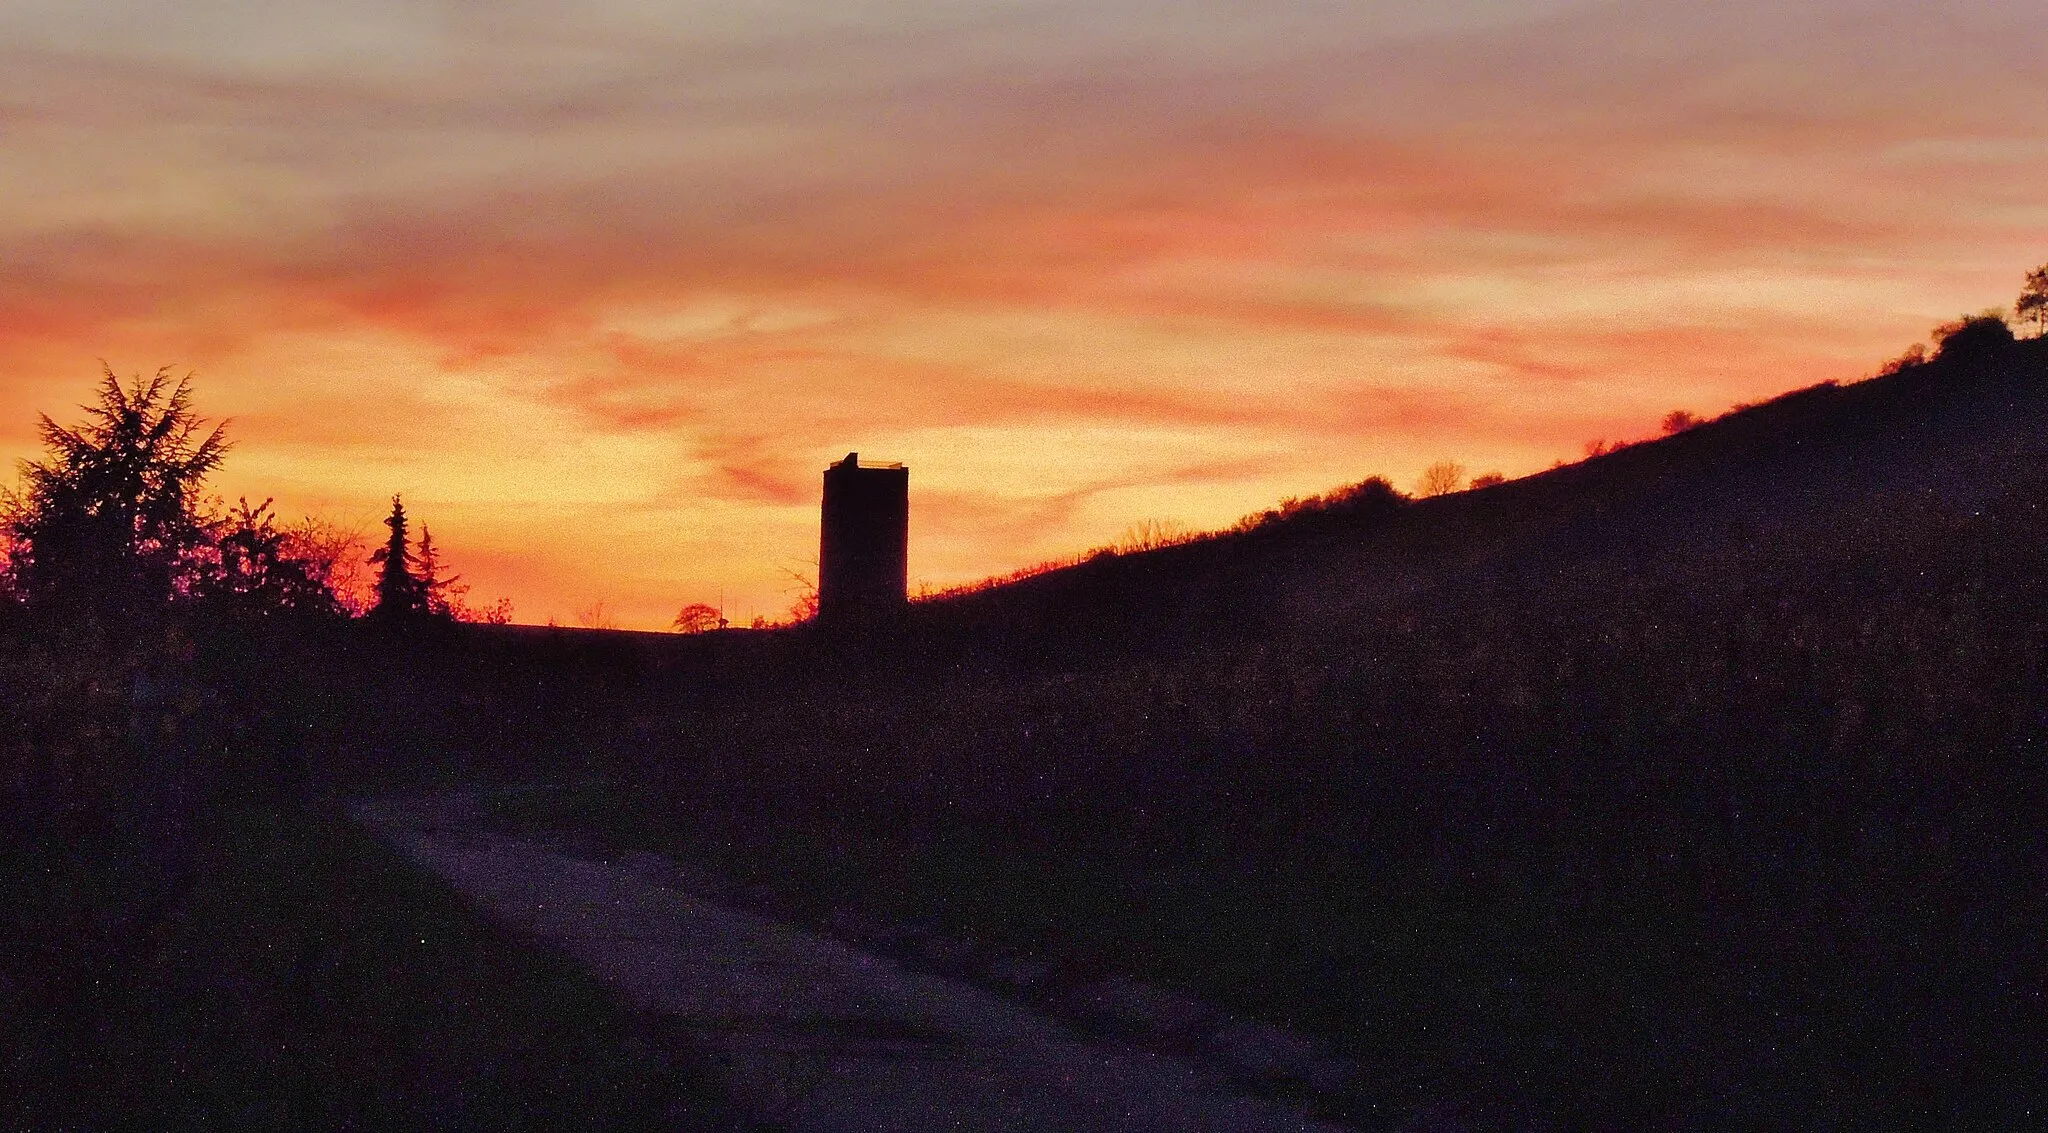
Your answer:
900;333;2048;669
589;337;2048;1128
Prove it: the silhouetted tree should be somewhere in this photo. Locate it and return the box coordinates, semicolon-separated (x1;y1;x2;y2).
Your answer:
1231;475;1409;533
199;496;341;618
575;599;619;630
1470;471;1507;489
368;495;427;620
780;562;820;624
673;602;723;633
1661;410;1701;435
1932;311;2015;360
414;525;467;619
1334;475;1409;512
1417;460;1467;498
3;367;227;616
280;517;372;616
2018;263;2048;337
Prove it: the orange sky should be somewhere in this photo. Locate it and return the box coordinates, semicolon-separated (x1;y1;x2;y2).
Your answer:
3;0;2046;628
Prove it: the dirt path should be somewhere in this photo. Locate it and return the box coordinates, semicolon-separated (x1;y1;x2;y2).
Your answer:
347;793;1352;1132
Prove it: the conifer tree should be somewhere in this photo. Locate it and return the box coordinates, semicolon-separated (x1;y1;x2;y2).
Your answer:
415;525;465;618
5;366;227;614
368;494;425;619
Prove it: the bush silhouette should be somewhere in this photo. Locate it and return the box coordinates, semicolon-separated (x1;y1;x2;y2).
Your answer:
1660;410;1701;435
201;497;342;619
1932;311;2014;361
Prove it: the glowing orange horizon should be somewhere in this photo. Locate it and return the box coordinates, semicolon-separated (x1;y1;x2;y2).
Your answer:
3;1;2045;629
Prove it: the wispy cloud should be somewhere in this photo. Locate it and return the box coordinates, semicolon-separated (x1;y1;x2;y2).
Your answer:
1;0;2045;625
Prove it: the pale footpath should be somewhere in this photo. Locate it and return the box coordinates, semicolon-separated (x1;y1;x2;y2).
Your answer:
347;794;1354;1133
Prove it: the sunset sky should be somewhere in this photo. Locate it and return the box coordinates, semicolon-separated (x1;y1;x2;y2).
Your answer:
3;0;2046;628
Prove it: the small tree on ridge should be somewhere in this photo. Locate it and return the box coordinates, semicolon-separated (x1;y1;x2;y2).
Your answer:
673;602;723;633
415;525;468;618
1661;410;1701;435
2018;263;2048;338
1418;460;1467;498
369;494;426;620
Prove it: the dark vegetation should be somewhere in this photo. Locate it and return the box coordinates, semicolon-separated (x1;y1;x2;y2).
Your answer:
2;805;723;1130
605;322;2048;1128
0;370;700;1126
7;284;2048;1128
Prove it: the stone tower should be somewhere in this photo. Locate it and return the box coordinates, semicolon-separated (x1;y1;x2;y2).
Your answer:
818;452;908;623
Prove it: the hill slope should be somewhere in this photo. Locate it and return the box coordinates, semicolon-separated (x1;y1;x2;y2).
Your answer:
595;337;2048;1128
900;335;2048;668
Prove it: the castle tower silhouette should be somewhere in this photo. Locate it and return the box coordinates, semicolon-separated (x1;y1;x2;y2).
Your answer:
819;452;908;623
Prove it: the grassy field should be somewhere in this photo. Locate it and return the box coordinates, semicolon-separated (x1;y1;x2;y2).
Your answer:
483;786;1695;1122
490;780;2029;1130
1;803;739;1132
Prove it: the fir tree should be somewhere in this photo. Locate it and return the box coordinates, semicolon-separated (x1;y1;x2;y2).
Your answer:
368;494;425;619
5;366;228;615
415;525;465;619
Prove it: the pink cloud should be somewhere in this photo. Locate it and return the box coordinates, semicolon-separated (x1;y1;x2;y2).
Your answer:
4;0;2047;624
